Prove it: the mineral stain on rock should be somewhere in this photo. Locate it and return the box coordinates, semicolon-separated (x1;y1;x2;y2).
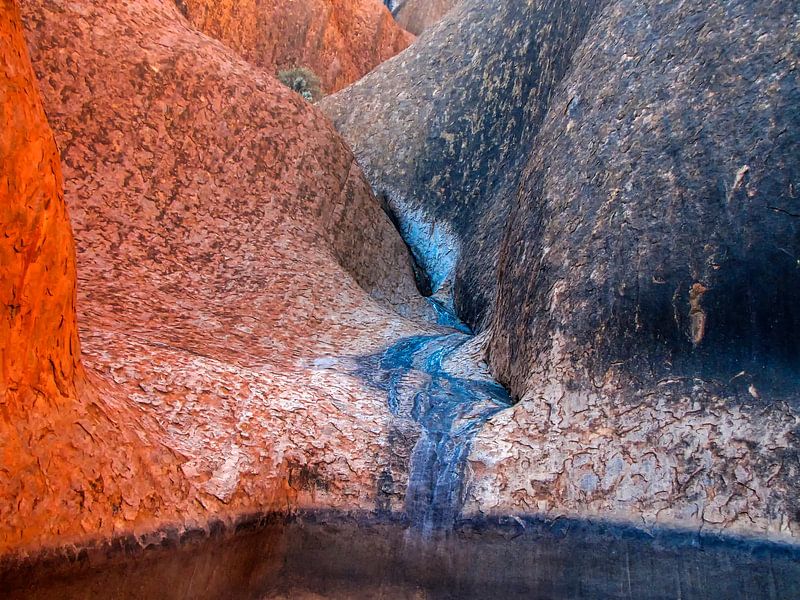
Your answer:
355;332;512;533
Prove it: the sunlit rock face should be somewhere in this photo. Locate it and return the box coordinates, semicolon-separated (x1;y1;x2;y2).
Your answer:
325;0;800;542
0;0;189;555
177;0;414;93
1;0;79;408
393;0;458;34
3;0;436;556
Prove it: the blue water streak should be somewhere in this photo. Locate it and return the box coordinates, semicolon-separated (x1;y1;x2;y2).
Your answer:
356;333;512;534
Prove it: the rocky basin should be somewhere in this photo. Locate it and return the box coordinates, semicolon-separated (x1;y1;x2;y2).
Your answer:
1;0;799;597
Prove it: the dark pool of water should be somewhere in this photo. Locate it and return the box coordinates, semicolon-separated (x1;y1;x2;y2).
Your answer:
3;511;799;599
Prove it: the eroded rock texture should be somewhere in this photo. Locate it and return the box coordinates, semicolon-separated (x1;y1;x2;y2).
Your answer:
178;0;414;93
3;0;799;579
325;0;800;541
1;0;78;406
322;0;608;329
474;0;800;539
1;0;436;556
394;0;458;34
0;0;191;554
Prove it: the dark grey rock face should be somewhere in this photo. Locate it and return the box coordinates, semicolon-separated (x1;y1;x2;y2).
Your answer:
489;0;800;398
325;0;800;541
325;0;799;400
322;0;609;331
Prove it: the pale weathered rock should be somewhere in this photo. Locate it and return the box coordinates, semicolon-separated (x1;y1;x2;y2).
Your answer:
178;0;414;93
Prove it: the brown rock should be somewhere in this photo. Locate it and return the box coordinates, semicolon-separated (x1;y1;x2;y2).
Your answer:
394;0;458;34
0;0;433;556
179;0;415;93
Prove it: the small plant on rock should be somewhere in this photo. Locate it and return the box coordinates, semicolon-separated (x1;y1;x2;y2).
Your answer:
277;66;323;102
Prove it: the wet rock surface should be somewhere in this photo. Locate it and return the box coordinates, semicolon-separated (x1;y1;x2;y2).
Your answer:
2;0;799;594
393;0;458;34
322;0;609;328
179;0;414;93
355;333;511;533
3;511;800;599
325;0;800;542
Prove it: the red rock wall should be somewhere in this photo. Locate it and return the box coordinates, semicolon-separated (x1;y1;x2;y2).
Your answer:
0;0;431;558
180;0;414;93
395;0;457;34
0;0;194;555
0;0;80;409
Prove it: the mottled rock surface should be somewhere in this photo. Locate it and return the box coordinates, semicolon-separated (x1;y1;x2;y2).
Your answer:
2;0;435;556
475;0;800;539
179;0;414;93
1;0;78;408
3;0;798;577
322;0;608;329
1;0;190;554
325;0;800;541
394;0;458;34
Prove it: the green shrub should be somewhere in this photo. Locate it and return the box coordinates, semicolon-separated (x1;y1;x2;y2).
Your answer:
277;67;323;102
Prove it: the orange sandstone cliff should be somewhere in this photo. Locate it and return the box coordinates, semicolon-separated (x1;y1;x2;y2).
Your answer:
1;0;431;557
177;0;414;93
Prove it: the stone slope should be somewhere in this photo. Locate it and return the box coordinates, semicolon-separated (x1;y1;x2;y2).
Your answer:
3;0;432;556
1;0;192;554
322;0;608;330
394;0;458;34
324;0;800;541
178;0;414;93
474;0;800;538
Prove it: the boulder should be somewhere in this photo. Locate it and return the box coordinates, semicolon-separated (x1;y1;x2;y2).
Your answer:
324;0;800;540
4;0;430;555
475;0;800;537
322;0;608;329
